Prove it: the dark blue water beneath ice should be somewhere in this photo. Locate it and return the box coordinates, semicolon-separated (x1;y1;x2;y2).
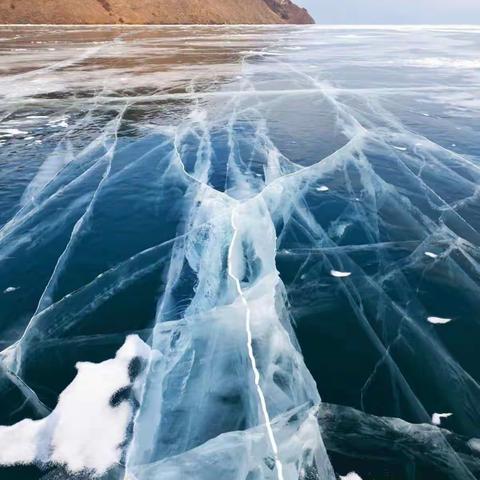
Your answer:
0;25;480;480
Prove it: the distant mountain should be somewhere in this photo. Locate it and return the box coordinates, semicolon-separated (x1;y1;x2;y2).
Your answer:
0;0;314;25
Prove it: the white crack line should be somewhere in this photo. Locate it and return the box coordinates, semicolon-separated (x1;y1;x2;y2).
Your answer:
227;207;284;480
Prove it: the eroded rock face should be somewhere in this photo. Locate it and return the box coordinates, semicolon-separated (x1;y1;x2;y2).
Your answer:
0;0;314;25
263;0;315;24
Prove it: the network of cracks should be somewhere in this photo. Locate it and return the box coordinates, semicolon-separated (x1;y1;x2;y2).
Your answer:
0;25;479;480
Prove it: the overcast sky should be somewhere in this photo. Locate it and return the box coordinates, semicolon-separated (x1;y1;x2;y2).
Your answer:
296;0;480;24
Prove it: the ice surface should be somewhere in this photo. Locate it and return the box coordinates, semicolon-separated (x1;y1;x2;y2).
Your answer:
319;403;479;479
0;24;479;480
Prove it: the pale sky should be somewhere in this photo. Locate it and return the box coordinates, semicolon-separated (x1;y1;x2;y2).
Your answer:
296;0;480;24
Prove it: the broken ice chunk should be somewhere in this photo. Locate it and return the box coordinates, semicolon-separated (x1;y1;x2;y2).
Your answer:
427;316;452;325
316;185;330;192
330;270;352;278
424;251;438;259
432;413;452;426
340;473;363;480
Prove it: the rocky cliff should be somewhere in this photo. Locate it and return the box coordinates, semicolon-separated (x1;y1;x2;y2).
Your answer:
264;0;313;24
0;0;314;25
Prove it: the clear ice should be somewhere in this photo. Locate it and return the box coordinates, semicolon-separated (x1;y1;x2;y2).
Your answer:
0;25;479;480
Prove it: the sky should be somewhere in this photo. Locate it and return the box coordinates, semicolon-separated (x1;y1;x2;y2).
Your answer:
296;0;480;24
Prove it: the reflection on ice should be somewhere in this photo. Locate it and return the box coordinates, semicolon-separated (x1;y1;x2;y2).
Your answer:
0;24;479;480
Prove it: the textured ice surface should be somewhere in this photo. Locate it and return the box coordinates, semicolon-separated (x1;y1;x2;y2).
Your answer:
0;25;479;480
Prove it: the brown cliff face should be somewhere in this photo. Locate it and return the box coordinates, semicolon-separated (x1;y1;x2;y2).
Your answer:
263;0;314;24
0;0;314;25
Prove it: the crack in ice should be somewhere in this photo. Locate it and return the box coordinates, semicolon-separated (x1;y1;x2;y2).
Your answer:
227;207;285;480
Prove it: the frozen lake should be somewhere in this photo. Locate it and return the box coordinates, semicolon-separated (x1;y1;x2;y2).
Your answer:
0;25;480;480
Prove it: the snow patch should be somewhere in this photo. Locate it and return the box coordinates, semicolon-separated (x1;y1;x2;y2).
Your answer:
407;57;480;69
0;335;150;475
340;473;363;480
432;413;452;426
3;287;19;293
427;316;452;325
330;270;352;278
0;128;28;137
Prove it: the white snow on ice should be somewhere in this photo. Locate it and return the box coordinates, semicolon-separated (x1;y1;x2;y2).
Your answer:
340;473;364;480
0;335;150;475
432;413;453;426
3;287;19;293
427;317;453;325
330;270;352;278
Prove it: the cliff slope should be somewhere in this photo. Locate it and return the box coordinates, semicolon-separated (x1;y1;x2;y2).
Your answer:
0;0;314;25
264;0;313;24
